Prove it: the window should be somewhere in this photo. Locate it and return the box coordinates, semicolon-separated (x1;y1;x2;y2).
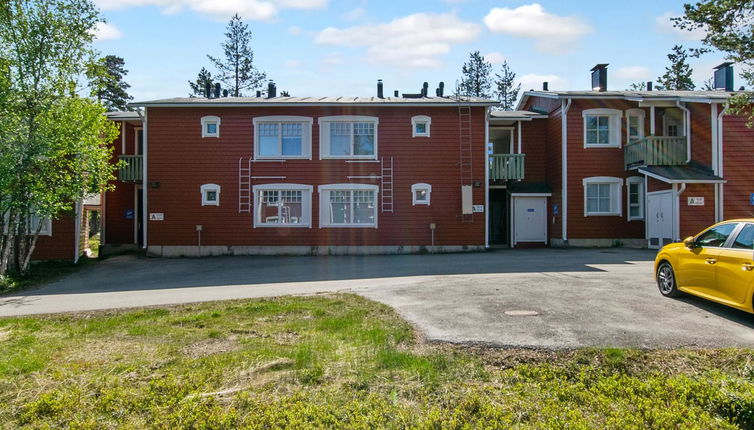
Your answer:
411;115;431;138
253;116;313;159
319;116;378;159
732;224;754;250
411;183;432;205
201;116;221;138
625;109;645;143
29;214;52;236
200;183;221;206
319;184;378;228
695;223;737;248
582;109;621;148
583;177;623;216
253;184;313;227
626;177;644;221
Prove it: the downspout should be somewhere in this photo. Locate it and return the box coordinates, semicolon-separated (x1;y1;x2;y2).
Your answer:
675;101;691;163
649;106;656;135
484;106;490;249
137;108;148;250
674;183;687;241
73;201;82;263
561;98;572;244
517;120;522;153
717;103;727;221
711;103;719;222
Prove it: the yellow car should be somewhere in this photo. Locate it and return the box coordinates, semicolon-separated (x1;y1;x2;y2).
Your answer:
655;219;754;313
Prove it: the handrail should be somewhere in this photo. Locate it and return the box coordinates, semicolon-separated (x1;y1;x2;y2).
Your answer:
624;136;687;169
118;155;143;182
489;153;525;181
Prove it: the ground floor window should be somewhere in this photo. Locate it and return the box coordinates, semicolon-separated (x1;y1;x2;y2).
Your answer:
627;177;644;221
319;184;378;228
253;184;312;227
583;177;623;216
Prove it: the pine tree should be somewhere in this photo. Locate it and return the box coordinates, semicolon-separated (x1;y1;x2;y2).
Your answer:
656;45;696;91
459;51;493;98
86;55;133;111
189;67;214;97
494;60;520;110
208;14;266;97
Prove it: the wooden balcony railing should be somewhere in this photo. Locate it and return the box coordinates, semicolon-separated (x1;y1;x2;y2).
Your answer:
624;136;687;169
489;153;525;181
118;155;143;182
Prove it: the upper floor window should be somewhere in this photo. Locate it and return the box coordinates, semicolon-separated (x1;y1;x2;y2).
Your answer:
411;115;431;138
200;183;221;206
201;116;221;138
626;176;644;221
253;116;313;159
252;183;313;227
319;116;378;159
582;109;621;148
319;184;378;228
411;183;432;205
625;109;645;144
583;176;623;216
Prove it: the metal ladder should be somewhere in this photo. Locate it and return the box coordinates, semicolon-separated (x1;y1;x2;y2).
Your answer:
380;157;394;213
458;105;474;223
238;157;252;213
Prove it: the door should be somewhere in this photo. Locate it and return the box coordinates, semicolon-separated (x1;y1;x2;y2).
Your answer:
136;188;143;247
716;223;754;306
676;222;738;298
489;189;509;245
647;191;674;249
513;196;547;245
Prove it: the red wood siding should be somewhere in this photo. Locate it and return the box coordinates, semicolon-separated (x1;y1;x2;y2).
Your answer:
680;184;715;237
145;106;486;247
520;119;547;183
647;177;670;193
688;103;712;166
32;216;76;261
722;113;754;219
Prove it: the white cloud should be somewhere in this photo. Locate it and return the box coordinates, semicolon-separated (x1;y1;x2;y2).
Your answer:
519;73;567;91
288;25;303;35
615;66;652;81
315;13;481;68
92;22;122;40
285;59;302;68
485;52;506;65
95;0;326;21
342;7;366;21
654;12;706;41
483;3;592;53
322;53;343;66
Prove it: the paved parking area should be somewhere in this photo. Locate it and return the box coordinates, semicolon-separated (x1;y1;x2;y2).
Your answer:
1;249;753;348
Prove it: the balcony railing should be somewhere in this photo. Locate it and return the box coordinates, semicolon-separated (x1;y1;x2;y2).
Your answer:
624;136;687;170
489;153;525;181
118;155;143;182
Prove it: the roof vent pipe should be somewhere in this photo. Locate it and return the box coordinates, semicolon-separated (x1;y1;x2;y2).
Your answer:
543;82;549;91
267;81;277;98
205;82;212;98
422;82;429;97
713;62;734;92
377;79;384;99
214;83;221;98
394;90;399;97
647;81;653;91
437;82;445;97
256;90;262;98
590;64;608;92
222;89;228;97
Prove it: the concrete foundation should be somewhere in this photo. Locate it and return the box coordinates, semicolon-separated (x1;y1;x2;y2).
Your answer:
550;238;647;248
147;244;486;257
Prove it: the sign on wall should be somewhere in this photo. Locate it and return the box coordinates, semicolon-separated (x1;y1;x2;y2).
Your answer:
687;197;705;206
472;205;484;213
149;213;164;221
125;209;134;220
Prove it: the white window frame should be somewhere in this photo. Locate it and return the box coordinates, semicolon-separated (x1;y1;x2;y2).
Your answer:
200;116;221;138
625;108;645;144
200;183;221;206
319;183;379;228
626;176;645;221
582;108;622;148
252;183;313;228
582;176;623;217
411;115;431;138
318;116;379;160
252;116;313;160
411;183;432;205
29;214;52;236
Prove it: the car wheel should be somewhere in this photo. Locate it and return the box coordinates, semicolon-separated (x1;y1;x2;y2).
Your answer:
657;261;680;298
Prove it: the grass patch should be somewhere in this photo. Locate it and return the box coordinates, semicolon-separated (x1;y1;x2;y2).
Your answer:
0;257;98;295
0;293;752;428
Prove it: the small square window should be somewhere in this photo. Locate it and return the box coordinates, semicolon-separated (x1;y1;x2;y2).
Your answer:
411;115;431;138
201;116;221;138
200;183;220;206
415;122;427;135
411;183;432;205
206;123;217;135
205;190;217;202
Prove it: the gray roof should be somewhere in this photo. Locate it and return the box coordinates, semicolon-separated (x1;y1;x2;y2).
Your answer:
639;164;726;184
519;90;739;108
130;95;499;108
106;111;142;121
490;110;548;120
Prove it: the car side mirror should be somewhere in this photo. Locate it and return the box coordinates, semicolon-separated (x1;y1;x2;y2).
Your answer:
683;236;696;249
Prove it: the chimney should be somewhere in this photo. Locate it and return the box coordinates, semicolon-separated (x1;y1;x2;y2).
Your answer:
713;62;734;92
267;81;277;98
421;82;429;97
394;90;399;97
377;79;384;99
542;82;549;91
214;83;221;98
222;89;229;97
590;64;608;92
204;82;212;98
256;90;262;98
646;81;653;91
437;82;445;97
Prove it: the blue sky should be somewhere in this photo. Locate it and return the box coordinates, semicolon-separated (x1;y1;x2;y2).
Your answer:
92;0;731;102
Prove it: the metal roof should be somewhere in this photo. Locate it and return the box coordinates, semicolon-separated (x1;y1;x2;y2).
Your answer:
130;95;500;108
518;90;739;110
639;164;726;184
106;111;142;121
489;110;548;121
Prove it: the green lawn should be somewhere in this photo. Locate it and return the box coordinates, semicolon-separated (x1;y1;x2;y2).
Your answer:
0;294;752;429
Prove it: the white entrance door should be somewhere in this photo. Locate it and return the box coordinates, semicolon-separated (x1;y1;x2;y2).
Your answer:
513;196;547;245
647;191;674;249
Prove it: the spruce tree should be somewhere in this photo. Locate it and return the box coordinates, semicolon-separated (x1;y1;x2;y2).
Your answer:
87;55;133;111
459;51;493;98
189;67;214;97
656;45;696;91
208;14;266;97
494;60;520;110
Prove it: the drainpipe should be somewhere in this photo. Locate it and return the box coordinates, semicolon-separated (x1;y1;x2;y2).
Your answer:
711;103;719;222
517;120;522;154
73;201;82;263
484;106;490;249
561;98;573;244
675;101;691;163
717;103;728;221
674;183;687;241
137;108;148;250
649;106;656;135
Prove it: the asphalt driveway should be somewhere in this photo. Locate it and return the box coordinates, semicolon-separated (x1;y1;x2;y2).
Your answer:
1;248;753;348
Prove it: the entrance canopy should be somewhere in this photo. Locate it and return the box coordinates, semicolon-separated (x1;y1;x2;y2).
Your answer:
638;164;725;184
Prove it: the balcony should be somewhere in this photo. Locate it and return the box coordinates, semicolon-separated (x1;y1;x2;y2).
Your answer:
118;155;143;182
624;136;687;170
489;153;525;181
